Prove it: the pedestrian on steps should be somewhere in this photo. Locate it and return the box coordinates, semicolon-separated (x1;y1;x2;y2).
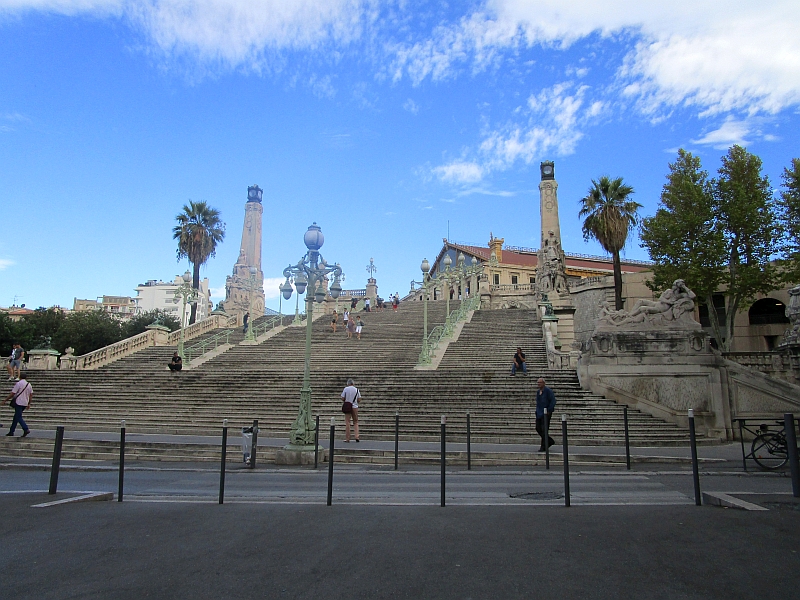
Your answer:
5;372;32;437
340;378;361;442
343;310;350;332
242;312;250;335
346;315;356;339
168;352;182;372
355;316;364;340
511;347;527;376
535;377;556;452
392;294;399;311
331;311;339;333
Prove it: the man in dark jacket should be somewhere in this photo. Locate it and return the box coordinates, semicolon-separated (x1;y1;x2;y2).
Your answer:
535;377;556;451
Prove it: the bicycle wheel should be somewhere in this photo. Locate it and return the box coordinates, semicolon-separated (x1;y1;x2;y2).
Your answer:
751;433;788;470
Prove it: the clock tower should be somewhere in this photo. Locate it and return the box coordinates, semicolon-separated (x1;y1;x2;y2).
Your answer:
222;185;265;319
536;161;569;296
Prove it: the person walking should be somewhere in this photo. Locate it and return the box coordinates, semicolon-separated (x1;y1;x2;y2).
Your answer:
7;343;24;381
242;312;250;335
365;297;371;312
168;352;182;372
355;316;364;340
331;310;339;333
511;347;527;376
392;294;399;311
351;297;358;311
346;315;356;339
535;377;556;451
340;378;361;442
5;372;32;437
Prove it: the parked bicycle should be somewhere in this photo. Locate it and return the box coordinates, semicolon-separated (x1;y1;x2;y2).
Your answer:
751;423;796;470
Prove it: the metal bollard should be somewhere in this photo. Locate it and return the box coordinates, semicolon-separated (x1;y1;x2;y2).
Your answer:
562;415;570;508
784;413;800;498
327;417;336;506
250;419;259;470
467;412;472;471
688;409;701;506
623;406;631;470
544;408;550;470
394;410;399;471
49;426;65;495
219;419;228;505
441;415;446;507
314;415;320;469
118;420;126;502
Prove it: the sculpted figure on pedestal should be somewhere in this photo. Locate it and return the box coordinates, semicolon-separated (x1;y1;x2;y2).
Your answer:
781;284;800;346
598;279;699;329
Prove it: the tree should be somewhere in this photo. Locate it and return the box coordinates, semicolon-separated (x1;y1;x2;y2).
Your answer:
173;201;226;324
123;309;181;338
579;176;642;310
641;146;783;351
641;150;727;342
779;158;800;281
51;311;124;356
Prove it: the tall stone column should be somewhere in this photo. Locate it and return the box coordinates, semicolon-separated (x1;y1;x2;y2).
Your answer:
536;161;569;298
223;185;266;320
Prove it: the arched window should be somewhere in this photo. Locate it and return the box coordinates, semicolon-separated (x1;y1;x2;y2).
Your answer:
748;298;789;325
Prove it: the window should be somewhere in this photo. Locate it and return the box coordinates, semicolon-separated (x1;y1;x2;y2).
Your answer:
748;298;789;325
511;275;518;285
530;277;535;285
493;274;500;285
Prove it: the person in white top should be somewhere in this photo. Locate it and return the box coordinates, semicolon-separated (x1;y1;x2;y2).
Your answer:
340;378;361;442
5;372;32;437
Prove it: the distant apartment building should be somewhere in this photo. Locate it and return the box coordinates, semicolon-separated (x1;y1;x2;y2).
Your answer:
134;276;213;327
73;296;137;320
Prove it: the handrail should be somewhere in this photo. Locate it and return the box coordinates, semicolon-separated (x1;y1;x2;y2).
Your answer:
76;329;156;370
251;314;286;337
184;329;233;364
167;314;229;345
419;295;480;365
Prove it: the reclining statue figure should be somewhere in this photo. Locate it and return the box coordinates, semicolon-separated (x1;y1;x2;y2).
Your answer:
598;279;698;328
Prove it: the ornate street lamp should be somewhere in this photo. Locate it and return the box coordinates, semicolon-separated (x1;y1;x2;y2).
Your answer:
280;223;343;450
172;270;198;359
409;259;436;363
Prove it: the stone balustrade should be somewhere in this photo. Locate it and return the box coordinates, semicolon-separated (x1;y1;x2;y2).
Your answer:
65;315;234;371
723;351;800;385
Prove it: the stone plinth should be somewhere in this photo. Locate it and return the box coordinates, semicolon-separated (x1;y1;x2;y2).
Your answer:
146;324;171;346
275;445;327;465
27;349;60;370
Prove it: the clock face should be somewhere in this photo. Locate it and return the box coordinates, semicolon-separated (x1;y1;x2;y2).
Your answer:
543;165;553;175
249;190;256;197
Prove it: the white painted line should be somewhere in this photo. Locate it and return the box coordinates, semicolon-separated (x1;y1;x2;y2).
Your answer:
702;492;769;511
31;492;114;508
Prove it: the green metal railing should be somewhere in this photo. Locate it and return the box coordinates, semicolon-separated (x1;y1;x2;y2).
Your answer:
251;314;288;338
183;329;233;365
418;295;481;365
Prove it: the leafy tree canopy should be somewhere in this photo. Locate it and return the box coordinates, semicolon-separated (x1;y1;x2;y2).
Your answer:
123;309;181;338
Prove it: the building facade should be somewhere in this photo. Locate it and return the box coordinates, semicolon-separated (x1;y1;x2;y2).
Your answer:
134;277;212;327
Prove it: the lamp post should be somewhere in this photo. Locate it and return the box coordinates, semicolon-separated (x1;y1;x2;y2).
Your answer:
409;259;436;363
280;223;344;450
172;270;198;359
244;266;258;342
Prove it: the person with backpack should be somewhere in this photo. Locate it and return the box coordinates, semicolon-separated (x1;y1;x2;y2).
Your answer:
5;372;32;437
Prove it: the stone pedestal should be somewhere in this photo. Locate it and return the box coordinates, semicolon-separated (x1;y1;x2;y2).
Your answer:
366;278;378;306
27;349;60;370
275;445;327;465
146;324;171;346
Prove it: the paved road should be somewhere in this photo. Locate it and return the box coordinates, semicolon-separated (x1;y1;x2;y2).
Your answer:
2;489;799;600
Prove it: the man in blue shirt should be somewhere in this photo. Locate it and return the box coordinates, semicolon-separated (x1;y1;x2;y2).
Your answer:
535;377;556;452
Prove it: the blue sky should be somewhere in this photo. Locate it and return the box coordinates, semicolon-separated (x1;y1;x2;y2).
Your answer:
1;1;798;312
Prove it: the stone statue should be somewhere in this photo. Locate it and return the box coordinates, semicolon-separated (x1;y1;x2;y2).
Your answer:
537;231;569;295
33;335;53;350
780;284;800;346
597;279;699;329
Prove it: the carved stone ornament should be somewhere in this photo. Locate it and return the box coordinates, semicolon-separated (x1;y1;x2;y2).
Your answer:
780;284;800;346
596;279;700;330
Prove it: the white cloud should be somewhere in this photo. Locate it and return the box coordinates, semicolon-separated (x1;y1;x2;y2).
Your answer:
2;0;368;70
691;118;752;149
403;98;419;114
209;285;225;300
0;259;14;270
389;1;800;118
433;81;601;184
262;277;285;300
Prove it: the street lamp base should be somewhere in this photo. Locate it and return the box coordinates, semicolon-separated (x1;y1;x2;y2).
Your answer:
276;445;326;465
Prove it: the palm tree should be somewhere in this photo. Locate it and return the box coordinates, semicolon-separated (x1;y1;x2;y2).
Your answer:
173;201;226;324
579;176;642;310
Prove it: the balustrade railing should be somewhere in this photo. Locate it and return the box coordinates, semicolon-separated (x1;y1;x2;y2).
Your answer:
419;295;480;365
184;329;233;364
167;314;230;345
251;314;286;338
77;329;156;370
490;284;535;292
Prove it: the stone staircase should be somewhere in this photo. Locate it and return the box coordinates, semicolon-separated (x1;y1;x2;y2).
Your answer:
1;304;704;463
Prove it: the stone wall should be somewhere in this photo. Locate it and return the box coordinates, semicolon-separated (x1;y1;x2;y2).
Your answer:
571;280;613;350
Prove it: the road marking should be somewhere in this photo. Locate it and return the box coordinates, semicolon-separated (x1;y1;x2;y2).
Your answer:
31;492;115;508
702;492;769;511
